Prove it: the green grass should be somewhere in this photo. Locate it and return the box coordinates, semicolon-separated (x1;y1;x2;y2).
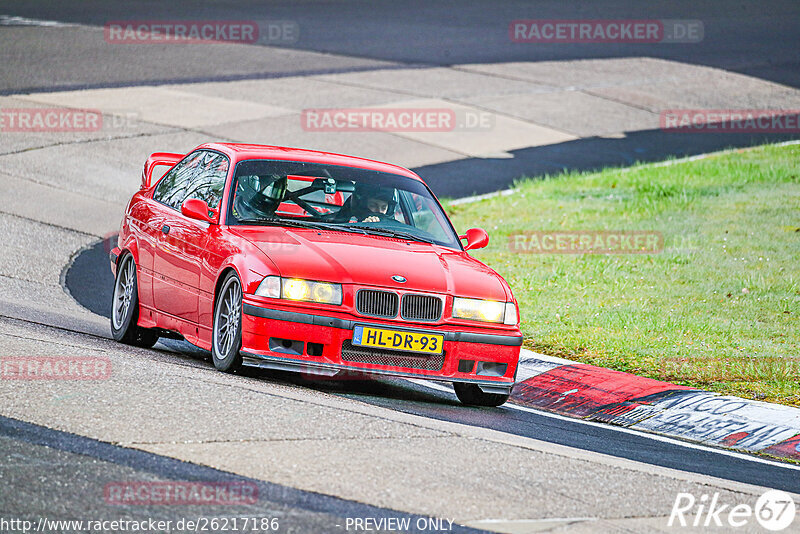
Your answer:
445;143;800;406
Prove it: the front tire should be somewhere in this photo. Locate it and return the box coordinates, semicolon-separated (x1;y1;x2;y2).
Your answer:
212;272;244;373
453;383;509;407
111;254;159;348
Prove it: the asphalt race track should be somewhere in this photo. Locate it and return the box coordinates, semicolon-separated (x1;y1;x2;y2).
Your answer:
3;1;800;89
65;238;800;495
2;1;800;532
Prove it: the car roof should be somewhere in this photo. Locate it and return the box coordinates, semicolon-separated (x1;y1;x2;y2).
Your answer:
197;143;423;182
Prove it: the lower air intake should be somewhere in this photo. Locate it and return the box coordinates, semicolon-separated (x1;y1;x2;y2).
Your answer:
341;340;445;371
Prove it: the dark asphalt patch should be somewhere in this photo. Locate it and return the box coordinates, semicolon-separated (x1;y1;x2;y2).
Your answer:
2;1;799;89
419;130;800;198
64;239;114;318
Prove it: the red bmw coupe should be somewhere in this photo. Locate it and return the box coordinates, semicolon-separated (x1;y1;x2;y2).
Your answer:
110;143;521;406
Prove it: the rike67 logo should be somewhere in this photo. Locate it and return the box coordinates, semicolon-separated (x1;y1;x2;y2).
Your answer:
669;490;796;531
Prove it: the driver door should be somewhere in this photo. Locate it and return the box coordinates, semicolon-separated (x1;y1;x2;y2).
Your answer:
151;150;228;326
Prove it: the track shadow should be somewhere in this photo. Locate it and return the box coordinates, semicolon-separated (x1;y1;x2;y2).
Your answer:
65;238;115;318
417;129;800;198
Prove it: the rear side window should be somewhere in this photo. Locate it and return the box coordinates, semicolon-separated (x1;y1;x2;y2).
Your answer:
153;150;229;210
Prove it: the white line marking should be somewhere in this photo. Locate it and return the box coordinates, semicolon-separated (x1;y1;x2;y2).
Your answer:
449;188;515;205
466;517;597;524
507;404;800;471
520;347;576;365
405;379;800;471
636;139;800;170
462;517;598;533
0;15;76;27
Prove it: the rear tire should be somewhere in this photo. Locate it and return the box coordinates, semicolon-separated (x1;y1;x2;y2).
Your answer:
212;272;244;373
111;254;159;348
453;383;509;407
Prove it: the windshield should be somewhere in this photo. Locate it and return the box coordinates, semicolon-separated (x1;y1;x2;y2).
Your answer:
227;159;461;249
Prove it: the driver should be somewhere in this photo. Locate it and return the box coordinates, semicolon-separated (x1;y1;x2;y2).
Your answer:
232;174;287;220
336;183;394;223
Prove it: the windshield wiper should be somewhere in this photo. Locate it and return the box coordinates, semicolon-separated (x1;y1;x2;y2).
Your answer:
238;216;311;227
237;217;433;243
346;225;436;244
237;217;368;234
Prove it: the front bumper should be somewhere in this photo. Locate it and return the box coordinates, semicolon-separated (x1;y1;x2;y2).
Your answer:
241;303;521;394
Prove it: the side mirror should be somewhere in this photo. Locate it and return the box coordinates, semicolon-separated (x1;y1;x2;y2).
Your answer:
181;198;215;223
459;228;489;251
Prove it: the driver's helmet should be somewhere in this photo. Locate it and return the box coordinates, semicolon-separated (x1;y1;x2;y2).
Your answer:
351;182;395;220
234;174;287;219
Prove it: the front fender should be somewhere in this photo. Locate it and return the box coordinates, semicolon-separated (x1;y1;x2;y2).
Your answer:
119;234;140;270
198;228;280;334
216;254;276;298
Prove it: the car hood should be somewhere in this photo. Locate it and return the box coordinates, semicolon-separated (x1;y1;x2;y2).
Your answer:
230;227;509;300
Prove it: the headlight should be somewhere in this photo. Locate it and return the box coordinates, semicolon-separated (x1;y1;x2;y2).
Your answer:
452;297;518;325
255;276;342;305
452;297;505;323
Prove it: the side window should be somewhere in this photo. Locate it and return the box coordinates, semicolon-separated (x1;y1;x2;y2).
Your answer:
183;152;228;209
400;191;449;241
153;151;203;210
153;151;229;210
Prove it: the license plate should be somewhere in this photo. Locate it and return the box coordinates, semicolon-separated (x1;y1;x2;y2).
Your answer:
352;325;444;355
